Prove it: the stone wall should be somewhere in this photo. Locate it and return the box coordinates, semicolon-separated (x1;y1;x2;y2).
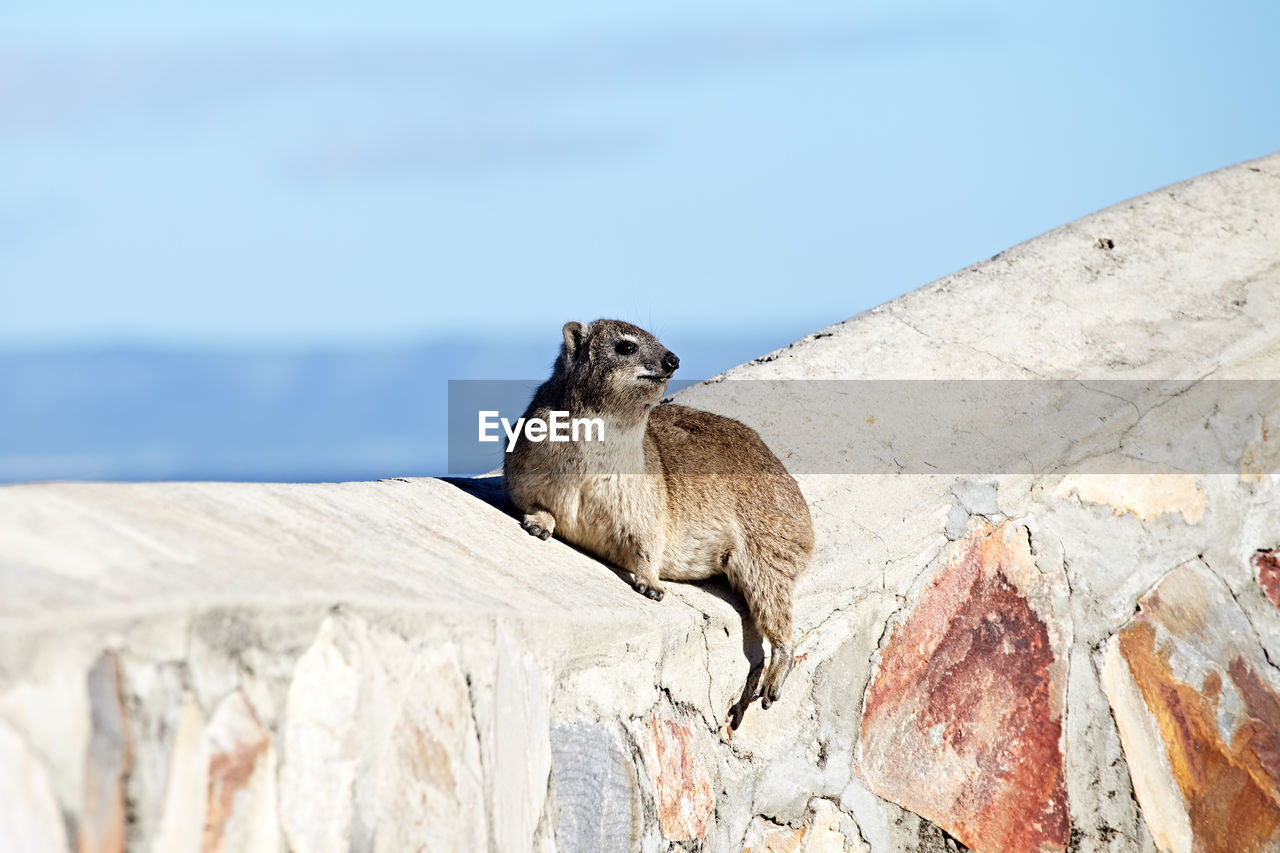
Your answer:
2;153;1278;852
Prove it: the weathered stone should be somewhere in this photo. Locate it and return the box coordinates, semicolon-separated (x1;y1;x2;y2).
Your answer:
279;620;359;853
0;659;91;819
1101;562;1280;853
741;818;808;853
490;625;552;853
117;658;196;852
1061;633;1152;853
1254;549;1280;610
803;799;860;853
203;691;276;853
858;520;1070;852
277;613;489;853
151;697;209;853
277;615;492;853
79;651;130;853
549;719;638;853
633;703;715;842
1055;467;1205;523
370;638;487;853
0;720;69;852
741;800;861;853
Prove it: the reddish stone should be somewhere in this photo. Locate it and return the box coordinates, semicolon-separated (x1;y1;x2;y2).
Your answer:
858;521;1070;853
203;692;270;853
1254;550;1280;610
633;706;714;842
78;652;130;853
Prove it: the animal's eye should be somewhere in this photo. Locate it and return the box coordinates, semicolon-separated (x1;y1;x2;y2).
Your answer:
615;341;638;356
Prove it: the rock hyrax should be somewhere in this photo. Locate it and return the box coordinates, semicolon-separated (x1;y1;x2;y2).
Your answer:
503;319;813;707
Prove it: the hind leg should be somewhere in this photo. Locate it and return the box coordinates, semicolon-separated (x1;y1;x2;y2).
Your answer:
737;571;796;709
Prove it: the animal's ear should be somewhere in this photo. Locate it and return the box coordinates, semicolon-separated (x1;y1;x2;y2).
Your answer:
562;321;587;361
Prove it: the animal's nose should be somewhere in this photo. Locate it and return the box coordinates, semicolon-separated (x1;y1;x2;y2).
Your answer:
662;351;680;372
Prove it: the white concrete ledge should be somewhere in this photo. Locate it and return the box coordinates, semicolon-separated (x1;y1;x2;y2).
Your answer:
2;153;1279;853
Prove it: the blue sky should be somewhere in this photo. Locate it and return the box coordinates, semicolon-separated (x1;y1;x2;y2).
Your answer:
2;0;1278;349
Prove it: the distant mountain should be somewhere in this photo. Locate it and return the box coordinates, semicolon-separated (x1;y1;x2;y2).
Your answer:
0;334;787;484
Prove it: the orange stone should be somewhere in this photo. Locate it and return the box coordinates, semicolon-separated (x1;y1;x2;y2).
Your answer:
1104;563;1280;853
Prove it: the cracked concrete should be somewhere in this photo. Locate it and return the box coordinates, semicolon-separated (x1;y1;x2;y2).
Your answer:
1;153;1279;851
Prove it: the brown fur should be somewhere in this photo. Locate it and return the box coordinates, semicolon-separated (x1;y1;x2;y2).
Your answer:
503;319;813;708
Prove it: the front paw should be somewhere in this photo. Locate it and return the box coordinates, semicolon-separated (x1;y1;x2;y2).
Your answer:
633;579;665;601
521;511;555;541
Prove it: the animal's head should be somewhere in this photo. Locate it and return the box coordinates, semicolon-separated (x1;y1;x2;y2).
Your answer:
556;319;680;413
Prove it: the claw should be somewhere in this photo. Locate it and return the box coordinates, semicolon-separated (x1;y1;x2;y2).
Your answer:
520;513;556;541
634;581;664;601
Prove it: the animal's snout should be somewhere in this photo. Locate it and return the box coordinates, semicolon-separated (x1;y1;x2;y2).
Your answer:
662;351;680;373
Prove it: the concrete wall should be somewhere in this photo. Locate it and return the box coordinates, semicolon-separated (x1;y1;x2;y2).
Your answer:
2;153;1278;852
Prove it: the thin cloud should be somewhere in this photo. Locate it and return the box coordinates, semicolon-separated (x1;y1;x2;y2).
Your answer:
0;17;991;134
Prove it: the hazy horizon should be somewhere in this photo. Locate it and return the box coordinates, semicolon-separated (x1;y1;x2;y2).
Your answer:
0;331;790;483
